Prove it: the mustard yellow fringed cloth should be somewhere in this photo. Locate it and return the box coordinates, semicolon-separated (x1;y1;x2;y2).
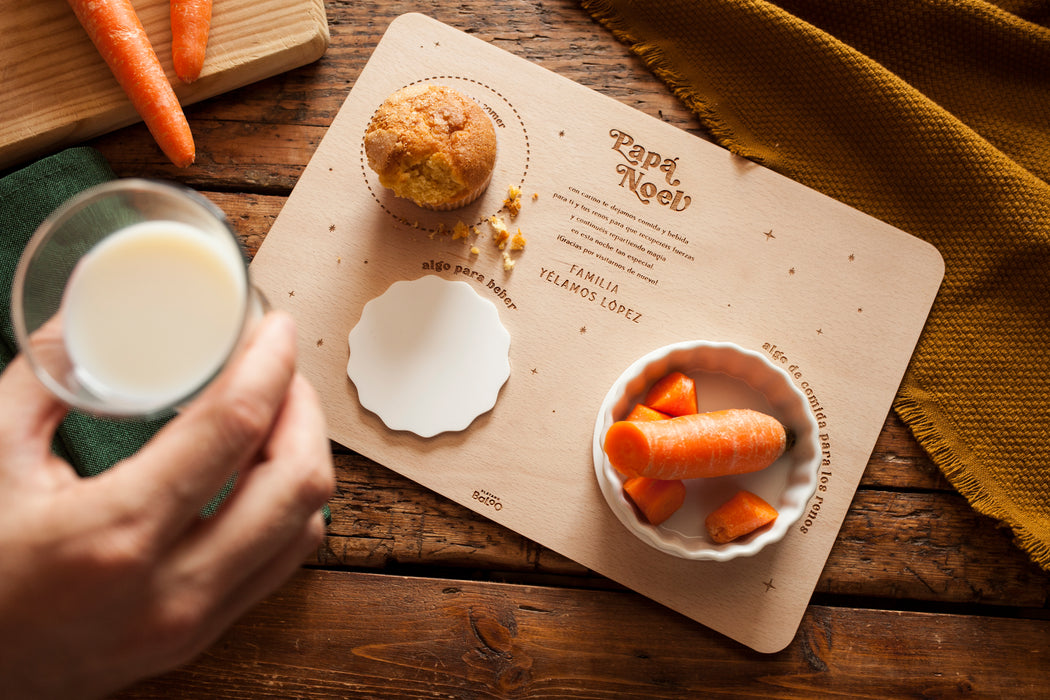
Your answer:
580;0;1050;570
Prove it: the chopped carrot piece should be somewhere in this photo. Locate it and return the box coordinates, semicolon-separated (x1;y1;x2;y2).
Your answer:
625;404;671;422
643;370;697;417
603;408;788;480
623;477;686;526
705;490;779;543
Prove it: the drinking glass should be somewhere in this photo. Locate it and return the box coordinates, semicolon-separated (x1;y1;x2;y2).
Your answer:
11;179;265;418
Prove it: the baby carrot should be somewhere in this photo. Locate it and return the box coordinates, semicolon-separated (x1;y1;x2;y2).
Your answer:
625;403;671;422
623;476;686;526
603;408;789;480
171;0;212;83
705;490;779;543
643;370;697;416
67;0;195;167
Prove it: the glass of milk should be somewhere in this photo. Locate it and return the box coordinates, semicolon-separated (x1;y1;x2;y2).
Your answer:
12;179;265;418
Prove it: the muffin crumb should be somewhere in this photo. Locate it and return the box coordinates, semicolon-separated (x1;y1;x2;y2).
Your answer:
489;214;511;249
510;229;527;251
452;221;471;240
503;184;523;217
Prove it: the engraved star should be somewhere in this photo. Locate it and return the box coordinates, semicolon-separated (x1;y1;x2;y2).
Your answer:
329;224;336;232
788;267;796;275
763;578;776;592
531;368;538;374
559;130;566;137
288;290;295;297
848;253;855;261
316;339;324;347
816;328;824;335
579;326;587;334
764;229;775;241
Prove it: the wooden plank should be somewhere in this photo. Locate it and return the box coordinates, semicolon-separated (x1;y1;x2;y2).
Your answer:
112;568;1050;699
313;451;1048;608
822;490;1050;605
862;411;951;490
0;0;329;170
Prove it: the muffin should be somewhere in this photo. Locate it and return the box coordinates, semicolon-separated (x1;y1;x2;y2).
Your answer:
364;84;497;210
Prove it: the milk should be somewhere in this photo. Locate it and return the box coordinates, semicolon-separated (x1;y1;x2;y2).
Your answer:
63;220;248;410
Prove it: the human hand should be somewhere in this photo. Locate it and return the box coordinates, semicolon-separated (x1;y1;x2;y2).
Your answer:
0;311;334;699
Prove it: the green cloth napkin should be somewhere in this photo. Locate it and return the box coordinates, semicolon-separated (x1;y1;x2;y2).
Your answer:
581;0;1050;570
0;147;172;476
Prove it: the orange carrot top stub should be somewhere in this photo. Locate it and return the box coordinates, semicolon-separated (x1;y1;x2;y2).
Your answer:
603;408;789;480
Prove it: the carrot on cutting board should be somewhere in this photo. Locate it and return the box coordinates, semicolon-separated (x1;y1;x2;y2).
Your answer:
171;0;212;83
623;477;686;526
67;0;195;167
603;408;790;480
705;490;779;543
642;370;697;417
625;403;671;422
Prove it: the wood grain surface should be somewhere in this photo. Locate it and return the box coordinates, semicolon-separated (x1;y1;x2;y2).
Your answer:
117;568;1049;699
44;0;1047;696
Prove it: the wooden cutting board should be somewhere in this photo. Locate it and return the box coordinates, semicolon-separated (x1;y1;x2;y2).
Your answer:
251;13;945;653
0;0;329;171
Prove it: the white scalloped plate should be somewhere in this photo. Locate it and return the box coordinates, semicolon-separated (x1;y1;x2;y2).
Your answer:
347;275;511;437
593;340;821;561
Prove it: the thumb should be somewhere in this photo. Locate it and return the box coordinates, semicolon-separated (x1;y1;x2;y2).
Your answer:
0;353;70;473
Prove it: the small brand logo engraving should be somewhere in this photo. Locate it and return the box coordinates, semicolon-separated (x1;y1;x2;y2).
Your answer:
472;489;503;511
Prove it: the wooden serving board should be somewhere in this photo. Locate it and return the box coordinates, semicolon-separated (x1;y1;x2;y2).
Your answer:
0;0;329;171
251;13;945;653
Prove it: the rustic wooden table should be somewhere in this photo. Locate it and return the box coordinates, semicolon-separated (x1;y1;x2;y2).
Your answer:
82;1;1050;697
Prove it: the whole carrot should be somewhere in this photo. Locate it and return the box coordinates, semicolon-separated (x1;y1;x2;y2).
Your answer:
67;0;195;167
603;408;789;480
171;0;212;83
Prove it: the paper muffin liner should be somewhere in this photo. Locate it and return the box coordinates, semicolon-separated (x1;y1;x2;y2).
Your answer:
418;169;494;211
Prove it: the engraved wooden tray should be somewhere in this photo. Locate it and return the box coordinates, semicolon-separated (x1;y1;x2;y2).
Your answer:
250;13;944;653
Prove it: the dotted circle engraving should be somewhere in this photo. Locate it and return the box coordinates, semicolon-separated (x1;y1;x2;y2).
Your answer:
359;76;531;233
